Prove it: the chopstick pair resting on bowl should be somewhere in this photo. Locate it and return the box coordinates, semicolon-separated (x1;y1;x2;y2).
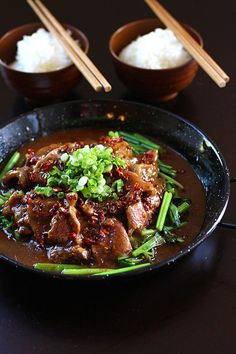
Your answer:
26;0;112;92
145;0;229;88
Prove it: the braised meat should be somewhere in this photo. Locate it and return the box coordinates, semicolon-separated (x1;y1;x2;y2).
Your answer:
0;133;166;268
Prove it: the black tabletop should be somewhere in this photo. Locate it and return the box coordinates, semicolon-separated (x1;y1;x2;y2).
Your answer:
0;1;235;354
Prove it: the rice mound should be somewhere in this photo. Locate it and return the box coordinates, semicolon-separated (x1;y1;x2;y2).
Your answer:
119;28;191;70
11;28;72;73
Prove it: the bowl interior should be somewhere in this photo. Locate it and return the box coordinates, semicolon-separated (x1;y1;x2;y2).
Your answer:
0;100;230;278
110;18;203;68
0;22;89;71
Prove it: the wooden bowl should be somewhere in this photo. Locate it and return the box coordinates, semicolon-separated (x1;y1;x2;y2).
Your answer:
109;18;203;102
0;23;89;104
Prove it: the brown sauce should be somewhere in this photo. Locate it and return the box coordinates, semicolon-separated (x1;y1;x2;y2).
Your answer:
0;128;205;266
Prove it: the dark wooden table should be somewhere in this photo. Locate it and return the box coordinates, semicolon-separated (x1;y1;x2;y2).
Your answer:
0;1;235;353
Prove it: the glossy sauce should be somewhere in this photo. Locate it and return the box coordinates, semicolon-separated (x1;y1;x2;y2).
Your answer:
0;128;205;266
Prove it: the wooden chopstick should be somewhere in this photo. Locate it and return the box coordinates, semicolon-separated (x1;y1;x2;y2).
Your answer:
35;0;112;92
27;0;112;92
145;0;230;88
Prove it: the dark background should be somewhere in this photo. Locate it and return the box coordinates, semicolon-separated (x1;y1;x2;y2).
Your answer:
0;1;235;354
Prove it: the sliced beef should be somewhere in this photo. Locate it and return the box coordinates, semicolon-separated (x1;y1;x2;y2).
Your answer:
3;191;31;236
101;137;134;166
127;201;148;235
47;206;81;245
3;166;31;189
48;245;89;264
30;143;80;185
131;163;157;182
141;149;158;164
92;218;132;266
27;193;60;244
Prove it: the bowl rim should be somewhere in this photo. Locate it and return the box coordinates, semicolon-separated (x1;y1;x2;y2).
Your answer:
0;22;90;75
109;17;204;72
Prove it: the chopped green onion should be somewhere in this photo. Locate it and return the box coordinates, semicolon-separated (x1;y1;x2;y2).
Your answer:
132;234;165;257
140;229;156;236
108;131;120;138
156;191;173;231
0;152;20;181
60;153;69;162
159;172;184;189
0;216;13;230
92;263;151;276
57;191;65;199
178;201;190;214
35;186;53;197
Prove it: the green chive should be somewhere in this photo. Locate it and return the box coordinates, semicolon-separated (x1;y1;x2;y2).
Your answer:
156;191;173;231
159;172;184;189
168;203;181;226
62;268;109;275
132;234;165;257
93;263;151;276
33;263;87;272
0;152;20;181
118;256;143;266
164;221;188;232
119;131;162;152
178;201;190;214
140;229;156;236
158;159;177;178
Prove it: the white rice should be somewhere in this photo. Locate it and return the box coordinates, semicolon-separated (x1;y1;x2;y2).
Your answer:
119;28;191;70
11;28;72;73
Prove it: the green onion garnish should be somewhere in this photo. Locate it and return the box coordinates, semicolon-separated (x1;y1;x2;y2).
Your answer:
92;263;151;276
62;268;112;275
0;152;20;181
178;201;190;214
118;256;143;266
158;159;177;178
34;263;89;272
140;229;156;237
132;234;165;257
156;191;173;231
159;172;184;189
119;131;162;152
168;202;181;226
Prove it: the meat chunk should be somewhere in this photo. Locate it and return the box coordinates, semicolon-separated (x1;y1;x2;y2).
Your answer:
30;143;80;184
27;194;59;243
3;166;31;189
101;137;134;166
92;218;132;266
3;191;31;236
47;206;81;245
131;163;157;182
48;245;89;264
127;201;148;235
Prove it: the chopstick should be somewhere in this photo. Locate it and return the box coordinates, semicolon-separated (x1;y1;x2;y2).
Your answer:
27;0;112;92
145;0;230;88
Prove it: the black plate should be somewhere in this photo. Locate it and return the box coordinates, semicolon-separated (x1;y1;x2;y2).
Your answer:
0;99;230;280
